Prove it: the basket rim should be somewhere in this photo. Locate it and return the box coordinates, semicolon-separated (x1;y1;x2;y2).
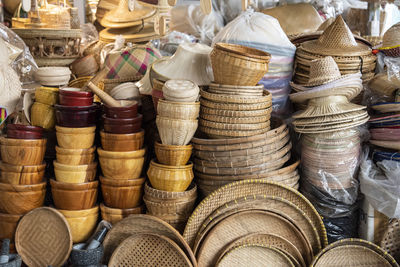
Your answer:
214;43;271;61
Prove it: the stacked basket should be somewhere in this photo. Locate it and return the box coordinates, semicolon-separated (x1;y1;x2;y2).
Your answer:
199;43;272;139
98;102;146;225
147;80;200;231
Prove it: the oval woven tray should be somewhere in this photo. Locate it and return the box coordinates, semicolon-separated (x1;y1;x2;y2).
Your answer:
200;113;270;124
183;180;327;250
108;233;193;267
199;118;270;131
200;98;272;111
201;106;272;117
200;89;271;104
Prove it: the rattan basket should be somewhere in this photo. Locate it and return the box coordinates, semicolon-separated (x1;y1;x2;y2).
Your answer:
200;98;271;111
200;125;270;139
201;106;272;117
200;89;271;104
144;182;197;202
156;116;198;146
199;118;270;131
154;142;193;166
144;195;197;216
210;43;271;86
157;100;200;120
200;113;270;124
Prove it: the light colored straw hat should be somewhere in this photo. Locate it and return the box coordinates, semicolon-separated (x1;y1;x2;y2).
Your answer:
294;56;341;87
301;16;371;57
379;22;400;57
292;95;366;119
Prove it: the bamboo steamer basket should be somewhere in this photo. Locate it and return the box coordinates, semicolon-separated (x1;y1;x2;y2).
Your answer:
147;159;194;192
156;116;198;146
210;43;271;86
157;100;200;120
0;137;46;166
154;142;193;166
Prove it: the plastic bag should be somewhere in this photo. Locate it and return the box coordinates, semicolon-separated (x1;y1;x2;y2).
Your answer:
360;150;400;218
80;23;99;51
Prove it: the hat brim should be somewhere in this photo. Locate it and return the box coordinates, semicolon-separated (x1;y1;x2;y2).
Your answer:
301;40;372;57
293;100;366;119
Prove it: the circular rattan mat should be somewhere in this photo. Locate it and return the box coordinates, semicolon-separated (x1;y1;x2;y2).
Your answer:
183;180;327;249
381;220;400;264
196;210;308;267
217;245;294;267
102;215;195;265
108;233;193;267
15;207;72;267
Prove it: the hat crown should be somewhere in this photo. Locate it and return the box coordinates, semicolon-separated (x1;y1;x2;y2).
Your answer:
316;16;358;49
307;56;341;85
382;22;400;48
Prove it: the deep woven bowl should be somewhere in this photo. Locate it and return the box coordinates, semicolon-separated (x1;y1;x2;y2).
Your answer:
156;116;198;146
69;243;103;266
154;142;193;166
157;100;200;120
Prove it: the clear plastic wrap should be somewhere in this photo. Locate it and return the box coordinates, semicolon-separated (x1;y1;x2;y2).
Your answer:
80;23;99;51
151;31;197;57
360;150;400;219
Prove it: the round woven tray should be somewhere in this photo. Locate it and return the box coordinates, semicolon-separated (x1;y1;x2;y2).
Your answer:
201;106;272;117
200;118;270;131
15;207;72;267
183;180;327;249
200;89;271;104
200;113;270;124
108;233;193;267
102;215;196;265
196;210;310;267
200;98;272;111
200;126;270;139
208;88;263;96
217;244;295;267
193;195;320;259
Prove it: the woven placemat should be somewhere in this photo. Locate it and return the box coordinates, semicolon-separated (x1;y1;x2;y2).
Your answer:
102;214;196;265
196;210;310;267
108;233;192;267
183;180;326;249
15;207;72;267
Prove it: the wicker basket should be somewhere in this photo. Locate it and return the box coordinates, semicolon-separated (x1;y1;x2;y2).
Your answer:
144;196;197;216
157;100;200;120
156;116;198;146
200;89;271;104
199;118;270;131
200;98;271;111
210;43;271;86
200;113;270;124
147;159;194;192
200;125;270;139
154;142;193;166
144;182;197;202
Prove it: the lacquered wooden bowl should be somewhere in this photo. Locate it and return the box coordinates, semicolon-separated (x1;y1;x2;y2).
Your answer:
0;182;46;214
56;126;96;149
55;104;99;128
100;130;144;151
7;124;44;139
97;148;145;179
56;146;95;165
104;102;138;119
51;179;98;210
0;213;22;242
0;137;47;165
59;88;94;107
0;161;45;185
100;176;144;209
54;161;97;184
58;206;99;243
100;203;143;225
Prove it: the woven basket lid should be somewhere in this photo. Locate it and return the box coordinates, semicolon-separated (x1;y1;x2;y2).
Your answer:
381;22;400;50
102;214;196;265
108;233;193;267
15;207;73;267
292;95;366;119
301;16;371;57
100;0;156;28
217;244;294;267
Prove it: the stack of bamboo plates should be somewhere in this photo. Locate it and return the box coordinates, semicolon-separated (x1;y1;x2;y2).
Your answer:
311;238;398;266
183;180;328;267
102;214;196;266
192;119;298;197
294;16;376;84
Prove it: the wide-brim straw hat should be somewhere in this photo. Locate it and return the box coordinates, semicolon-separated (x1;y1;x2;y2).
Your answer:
293;110;368;126
99;24;158;44
301;16;371;57
292;95;366;119
100;0;156;28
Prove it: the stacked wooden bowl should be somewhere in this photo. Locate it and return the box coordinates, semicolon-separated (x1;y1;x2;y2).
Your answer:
0;124;47;250
200;43;272;139
98;102;146;225
31;87;59;130
102;101;142;134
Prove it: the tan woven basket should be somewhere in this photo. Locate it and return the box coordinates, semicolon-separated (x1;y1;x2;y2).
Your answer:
200;98;272;111
144;195;197;216
200;89;271;104
200;125;270;139
210;43;271;86
156;116;198;146
154;142;193;166
201;106;272;117
200;113;271;124
144;182;197;202
199;118;270;131
157;100;200;120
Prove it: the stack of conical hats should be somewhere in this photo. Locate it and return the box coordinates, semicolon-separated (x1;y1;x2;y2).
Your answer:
99;0;158;44
294;16;376;84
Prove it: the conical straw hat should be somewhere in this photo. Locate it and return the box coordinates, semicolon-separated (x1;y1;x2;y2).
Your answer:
301;16;371;56
381;22;400;49
100;0;156;28
298;56;342;86
292;95;366;119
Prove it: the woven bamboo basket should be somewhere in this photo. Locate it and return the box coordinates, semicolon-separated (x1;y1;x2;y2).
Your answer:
199;118;270;131
201;106;272;117
208;88;263;96
208;83;264;96
153;214;189;234
144;182;197;203
144;196;197;216
154;142;193;166
200;113;270;124
200;89;271;104
200;126;270;139
147;160;194;192
156;116;198;146
157;100;200;120
210;43;271;86
200;98;272;111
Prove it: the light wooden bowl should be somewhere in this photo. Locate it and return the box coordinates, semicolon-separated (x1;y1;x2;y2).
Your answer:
58;206;99;243
56;126;96;149
54;161;97;184
154;142;192;166
55;146;96;165
0;182;46;214
100;130;144;152
51;179;98;210
147;159;194;192
31;102;56;130
0;213;22;242
0;161;45;185
0;137;46;165
100;176;145;209
97;148;145;179
100;203;143;225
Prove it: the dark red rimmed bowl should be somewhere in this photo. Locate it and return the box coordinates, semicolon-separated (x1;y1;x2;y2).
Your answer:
103;101;138;119
103;114;142;134
59;88;94;107
55;104;100;128
102;114;142;125
7;124;44;139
